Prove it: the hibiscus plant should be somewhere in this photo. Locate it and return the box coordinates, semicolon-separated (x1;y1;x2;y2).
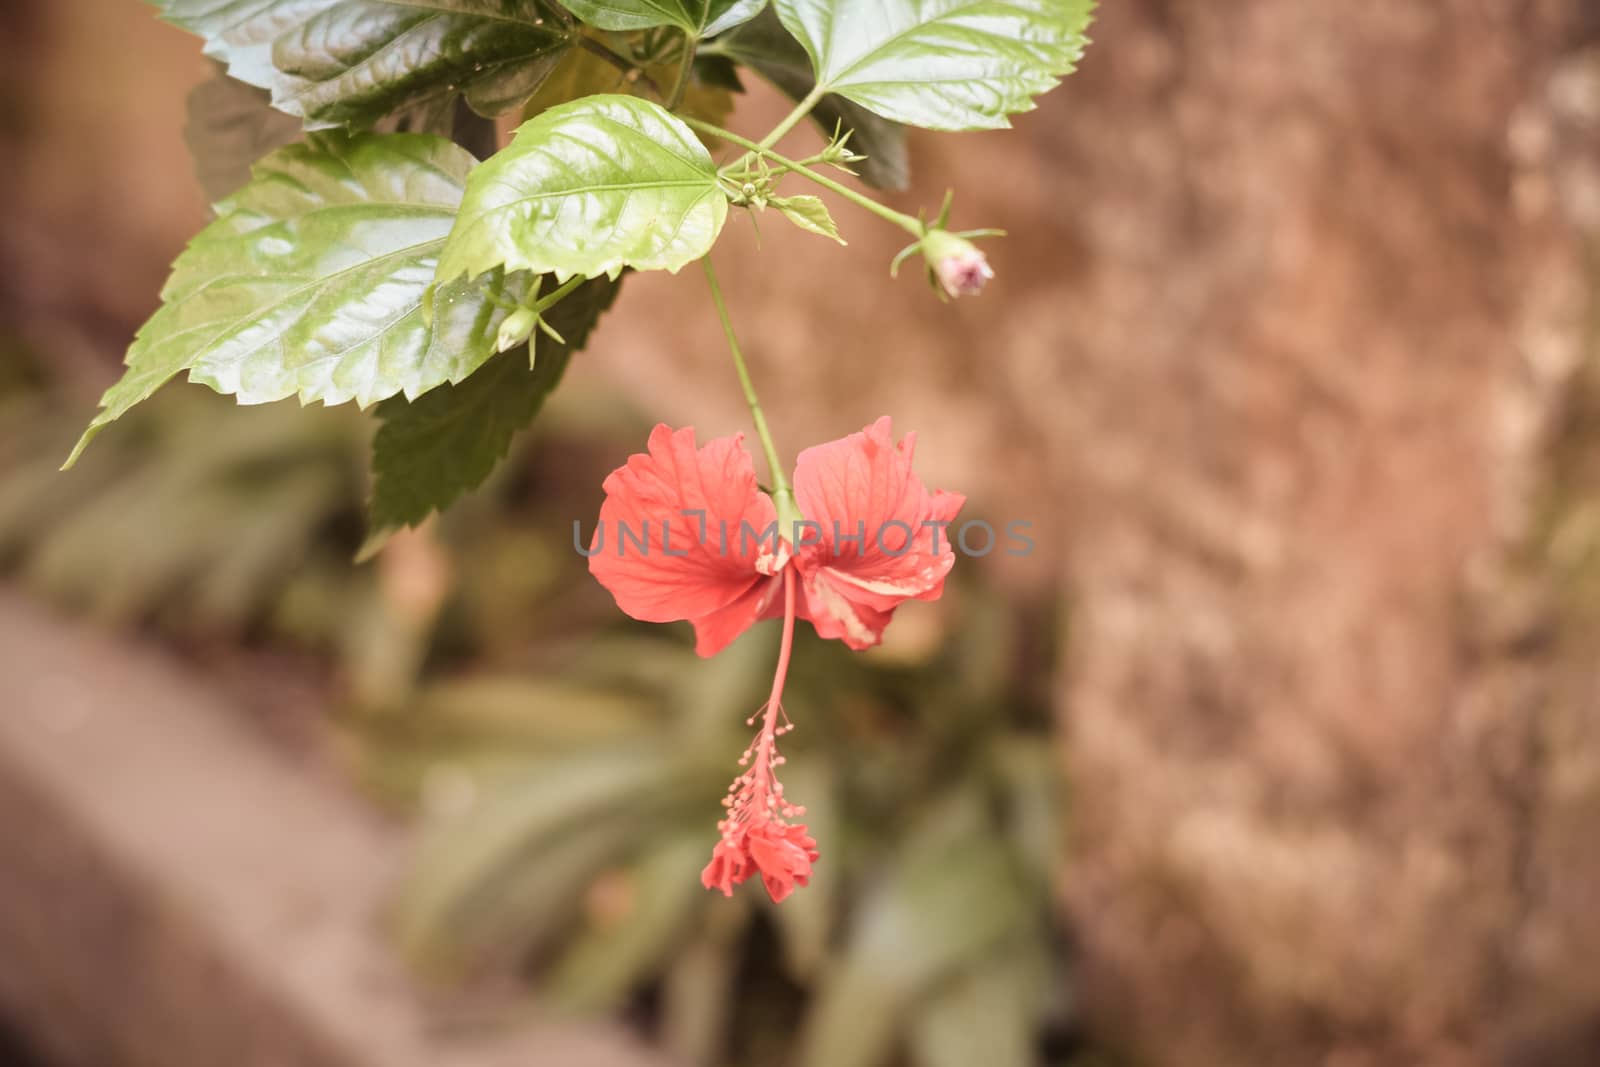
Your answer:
73;0;1094;901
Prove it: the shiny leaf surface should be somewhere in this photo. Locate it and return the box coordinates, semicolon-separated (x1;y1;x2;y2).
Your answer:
436;94;727;284
773;0;1094;130
557;0;766;35
714;6;908;190
69;133;534;467
363;275;619;543
158;0;575;128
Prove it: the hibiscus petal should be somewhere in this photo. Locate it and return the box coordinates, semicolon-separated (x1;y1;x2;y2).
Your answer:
747;823;818;904
690;572;786;657
590;425;778;642
700;836;751;896
791;418;964;645
798;568;896;649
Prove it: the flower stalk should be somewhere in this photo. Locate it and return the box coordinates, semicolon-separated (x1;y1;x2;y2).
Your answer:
701;255;800;533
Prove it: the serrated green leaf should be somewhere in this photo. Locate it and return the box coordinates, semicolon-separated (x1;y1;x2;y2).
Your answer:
773;0;1094;131
363;275;619;543
437;95;727;284
773;195;844;244
713;6;908;190
66;133;534;468
184;68;303;203
158;0;575;129
557;0;765;35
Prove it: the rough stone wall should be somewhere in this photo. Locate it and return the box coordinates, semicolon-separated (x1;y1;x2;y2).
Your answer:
1033;4;1600;1064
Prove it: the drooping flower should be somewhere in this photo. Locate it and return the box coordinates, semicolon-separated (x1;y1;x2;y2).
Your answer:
588;417;963;655
588;417;963;901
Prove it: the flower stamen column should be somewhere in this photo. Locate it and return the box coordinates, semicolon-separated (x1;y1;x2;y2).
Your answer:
701;567;820;902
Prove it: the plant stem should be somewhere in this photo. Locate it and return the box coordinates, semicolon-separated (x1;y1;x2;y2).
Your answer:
759;85;825;150
683;116;924;238
719;85;825;186
725;148;838;183
531;273;586;312
666;34;697;111
701;256;796;523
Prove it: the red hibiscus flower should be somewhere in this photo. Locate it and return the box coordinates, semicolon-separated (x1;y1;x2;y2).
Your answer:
587;416;963;902
589;416;963;655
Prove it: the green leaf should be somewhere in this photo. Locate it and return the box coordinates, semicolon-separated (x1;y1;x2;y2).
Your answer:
397;742;702;972
799;797;1032;1067
772;0;1094;131
184;68;303;203
548;831;708;1011
158;0;575;129
437;94;727;284
66;133;533;468
407;675;659;748
906;950;1040;1067
773;195;844;244
522;38;638;117
522;36;736;140
662;901;748;1066
713;6;908;190
557;0;765;36
363;275;619;544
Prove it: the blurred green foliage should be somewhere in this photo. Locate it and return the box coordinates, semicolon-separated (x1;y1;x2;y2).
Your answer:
0;347;1100;1067
0;376;368;638
370;574;1072;1067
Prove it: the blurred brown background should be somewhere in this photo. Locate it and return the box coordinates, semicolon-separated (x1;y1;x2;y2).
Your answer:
4;2;1600;1067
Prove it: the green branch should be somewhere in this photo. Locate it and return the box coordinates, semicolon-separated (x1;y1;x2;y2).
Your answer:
759;85;825;150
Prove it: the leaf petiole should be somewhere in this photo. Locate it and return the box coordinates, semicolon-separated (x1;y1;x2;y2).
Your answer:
529;273;587;315
665;33;697;111
682;117;923;238
718;83;827;181
758;84;825;150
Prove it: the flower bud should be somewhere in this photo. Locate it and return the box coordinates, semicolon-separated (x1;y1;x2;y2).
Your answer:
495;307;537;353
921;230;993;298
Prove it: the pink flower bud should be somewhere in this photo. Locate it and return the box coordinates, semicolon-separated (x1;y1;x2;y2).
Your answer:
920;230;993;298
